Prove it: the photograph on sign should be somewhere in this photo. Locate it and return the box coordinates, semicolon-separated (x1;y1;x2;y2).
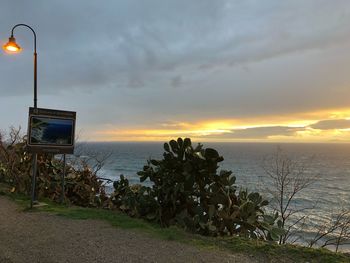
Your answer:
30;117;74;145
27;107;76;154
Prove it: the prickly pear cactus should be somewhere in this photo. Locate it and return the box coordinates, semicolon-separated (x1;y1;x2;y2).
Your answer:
0;130;107;207
133;138;284;239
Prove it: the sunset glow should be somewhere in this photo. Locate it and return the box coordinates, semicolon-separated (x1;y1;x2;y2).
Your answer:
90;108;350;142
2;2;350;144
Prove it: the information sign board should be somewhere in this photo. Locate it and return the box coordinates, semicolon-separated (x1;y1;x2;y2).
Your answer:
27;107;76;154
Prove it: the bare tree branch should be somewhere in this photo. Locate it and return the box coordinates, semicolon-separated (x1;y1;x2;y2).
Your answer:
309;209;350;252
261;147;316;244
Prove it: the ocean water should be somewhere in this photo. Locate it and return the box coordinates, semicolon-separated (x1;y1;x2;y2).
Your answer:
77;142;350;250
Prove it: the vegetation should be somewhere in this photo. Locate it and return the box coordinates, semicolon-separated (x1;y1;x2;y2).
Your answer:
1;128;349;260
261;147;314;244
261;147;350;251
1;184;349;263
111;138;284;240
309;209;350;252
0;127;107;207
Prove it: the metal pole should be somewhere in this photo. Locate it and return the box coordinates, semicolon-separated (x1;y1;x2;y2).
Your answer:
34;52;37;108
8;24;38;208
30;154;37;208
30;51;38;208
60;154;66;204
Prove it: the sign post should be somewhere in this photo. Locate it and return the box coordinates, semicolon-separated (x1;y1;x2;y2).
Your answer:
31;154;38;208
27;107;76;207
61;154;66;204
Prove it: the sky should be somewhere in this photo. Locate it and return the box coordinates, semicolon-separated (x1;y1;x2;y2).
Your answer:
1;0;350;142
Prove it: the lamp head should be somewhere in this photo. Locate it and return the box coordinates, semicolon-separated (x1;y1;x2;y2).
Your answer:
3;36;21;53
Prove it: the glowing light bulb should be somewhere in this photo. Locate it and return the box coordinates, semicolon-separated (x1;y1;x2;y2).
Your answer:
3;36;21;53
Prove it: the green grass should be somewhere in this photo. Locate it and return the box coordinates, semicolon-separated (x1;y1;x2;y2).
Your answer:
1;183;349;263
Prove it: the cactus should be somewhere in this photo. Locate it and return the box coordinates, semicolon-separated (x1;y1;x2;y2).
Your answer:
111;175;157;218
0;131;107;207
117;138;283;239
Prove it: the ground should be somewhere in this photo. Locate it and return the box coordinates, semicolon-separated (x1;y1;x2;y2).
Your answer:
0;196;257;263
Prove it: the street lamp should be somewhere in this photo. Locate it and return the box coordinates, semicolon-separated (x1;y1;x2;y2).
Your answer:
3;23;38;208
3;24;37;108
3;36;21;53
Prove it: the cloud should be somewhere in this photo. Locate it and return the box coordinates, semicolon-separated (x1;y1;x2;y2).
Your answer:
205;126;302;139
2;1;350;96
1;1;350;140
170;75;182;88
309;119;350;130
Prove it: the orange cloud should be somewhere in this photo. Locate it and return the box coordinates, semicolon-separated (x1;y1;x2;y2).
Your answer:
88;107;350;142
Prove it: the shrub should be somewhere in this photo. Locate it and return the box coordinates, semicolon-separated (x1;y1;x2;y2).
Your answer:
112;138;284;240
110;175;158;219
0;128;107;207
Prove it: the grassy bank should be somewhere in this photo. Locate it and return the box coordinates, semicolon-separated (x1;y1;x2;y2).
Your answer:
0;183;349;263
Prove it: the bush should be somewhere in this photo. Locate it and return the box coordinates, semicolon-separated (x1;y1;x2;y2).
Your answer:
112;138;284;240
111;175;158;219
0;128;107;207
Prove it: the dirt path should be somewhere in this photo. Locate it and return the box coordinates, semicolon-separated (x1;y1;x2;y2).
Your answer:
0;197;258;263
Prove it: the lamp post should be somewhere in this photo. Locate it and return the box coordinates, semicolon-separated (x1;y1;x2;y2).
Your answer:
3;24;38;208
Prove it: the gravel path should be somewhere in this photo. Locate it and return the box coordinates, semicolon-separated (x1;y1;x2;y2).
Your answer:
0;197;259;263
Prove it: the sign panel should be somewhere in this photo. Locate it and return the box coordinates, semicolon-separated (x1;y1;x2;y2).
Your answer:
27;107;76;154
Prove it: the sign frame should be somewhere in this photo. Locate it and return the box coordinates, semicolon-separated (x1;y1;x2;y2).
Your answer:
27;107;76;154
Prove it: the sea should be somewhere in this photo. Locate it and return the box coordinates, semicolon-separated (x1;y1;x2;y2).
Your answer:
76;142;350;251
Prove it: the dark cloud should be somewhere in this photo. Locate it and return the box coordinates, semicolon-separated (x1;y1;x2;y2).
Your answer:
310;119;350;130
170;75;182;88
1;1;350;137
206;126;302;139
